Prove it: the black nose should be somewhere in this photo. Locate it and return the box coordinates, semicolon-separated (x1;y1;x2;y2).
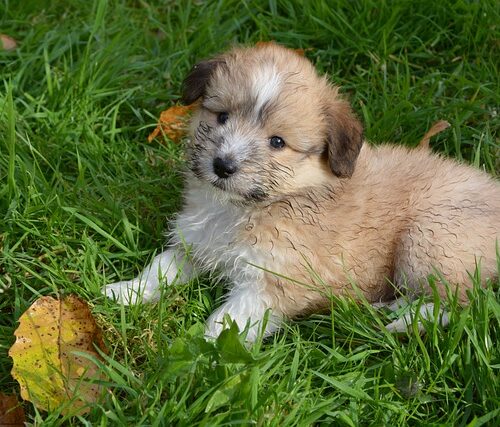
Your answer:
213;157;238;178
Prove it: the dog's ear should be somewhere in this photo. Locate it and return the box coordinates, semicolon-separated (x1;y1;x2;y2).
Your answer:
323;98;364;178
181;59;225;105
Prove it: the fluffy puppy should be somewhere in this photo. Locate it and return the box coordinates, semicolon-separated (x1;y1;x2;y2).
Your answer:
104;44;500;341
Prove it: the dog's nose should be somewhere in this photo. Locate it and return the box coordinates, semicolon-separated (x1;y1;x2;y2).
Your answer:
213;157;238;178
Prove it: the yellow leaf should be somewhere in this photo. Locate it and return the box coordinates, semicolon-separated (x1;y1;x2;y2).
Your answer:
8;295;106;415
147;103;195;143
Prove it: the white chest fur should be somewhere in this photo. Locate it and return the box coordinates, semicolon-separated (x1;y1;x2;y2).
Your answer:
171;185;266;288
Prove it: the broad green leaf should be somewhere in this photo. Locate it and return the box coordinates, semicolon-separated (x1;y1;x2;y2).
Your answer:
205;374;243;413
216;322;254;364
205;389;230;413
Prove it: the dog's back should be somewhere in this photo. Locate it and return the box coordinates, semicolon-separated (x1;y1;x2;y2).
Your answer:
340;143;499;302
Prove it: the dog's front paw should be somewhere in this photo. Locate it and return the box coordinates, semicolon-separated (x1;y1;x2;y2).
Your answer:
204;305;261;342
102;279;160;305
204;313;224;341
204;301;280;343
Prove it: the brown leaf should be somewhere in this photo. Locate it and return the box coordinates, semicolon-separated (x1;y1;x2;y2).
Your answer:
0;393;26;426
293;48;307;57
418;120;450;149
255;40;309;56
147;103;195;143
255;40;277;49
9;295;107;415
0;34;18;51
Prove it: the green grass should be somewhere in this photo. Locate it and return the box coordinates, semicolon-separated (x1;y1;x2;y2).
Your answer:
1;0;499;425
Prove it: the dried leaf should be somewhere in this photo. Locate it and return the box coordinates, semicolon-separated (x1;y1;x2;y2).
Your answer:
255;40;309;56
147;104;195;143
255;40;277;49
418;120;450;149
9;295;106;415
0;393;26;426
0;34;18;51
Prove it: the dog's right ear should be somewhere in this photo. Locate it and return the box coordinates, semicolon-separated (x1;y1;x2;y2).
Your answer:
181;59;224;105
323;98;364;178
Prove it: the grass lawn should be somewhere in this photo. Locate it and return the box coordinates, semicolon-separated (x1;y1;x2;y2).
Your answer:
1;0;499;425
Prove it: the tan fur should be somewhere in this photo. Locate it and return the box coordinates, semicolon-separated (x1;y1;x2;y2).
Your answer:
105;43;500;340
244;144;499;317
187;43;499;314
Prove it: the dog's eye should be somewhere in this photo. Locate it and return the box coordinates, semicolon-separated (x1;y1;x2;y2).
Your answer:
269;136;286;149
217;112;229;125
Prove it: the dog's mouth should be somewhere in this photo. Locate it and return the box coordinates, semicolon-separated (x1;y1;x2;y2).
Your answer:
211;178;268;203
188;157;268;204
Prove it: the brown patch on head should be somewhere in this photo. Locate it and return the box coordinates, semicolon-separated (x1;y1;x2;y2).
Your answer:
322;97;364;178
181;59;226;105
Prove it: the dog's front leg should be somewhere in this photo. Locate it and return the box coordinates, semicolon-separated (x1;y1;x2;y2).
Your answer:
103;247;195;305
205;285;282;342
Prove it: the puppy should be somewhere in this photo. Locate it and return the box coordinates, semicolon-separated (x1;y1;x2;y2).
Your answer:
104;44;500;341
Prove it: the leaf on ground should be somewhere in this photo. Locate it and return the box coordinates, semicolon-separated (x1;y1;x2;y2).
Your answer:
0;393;26;426
8;295;107;415
418;120;450;149
147;103;195;143
0;34;18;50
255;40;309;56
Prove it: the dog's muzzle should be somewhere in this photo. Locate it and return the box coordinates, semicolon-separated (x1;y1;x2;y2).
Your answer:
213;156;238;179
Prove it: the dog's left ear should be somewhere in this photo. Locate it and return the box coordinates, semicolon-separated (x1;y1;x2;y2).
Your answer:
181;59;225;105
323;99;364;178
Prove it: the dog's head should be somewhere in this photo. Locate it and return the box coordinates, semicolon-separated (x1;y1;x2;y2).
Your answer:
181;43;363;204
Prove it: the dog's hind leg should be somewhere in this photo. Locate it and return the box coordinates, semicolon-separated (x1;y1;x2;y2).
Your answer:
374;298;450;333
103;247;196;305
381;224;460;333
